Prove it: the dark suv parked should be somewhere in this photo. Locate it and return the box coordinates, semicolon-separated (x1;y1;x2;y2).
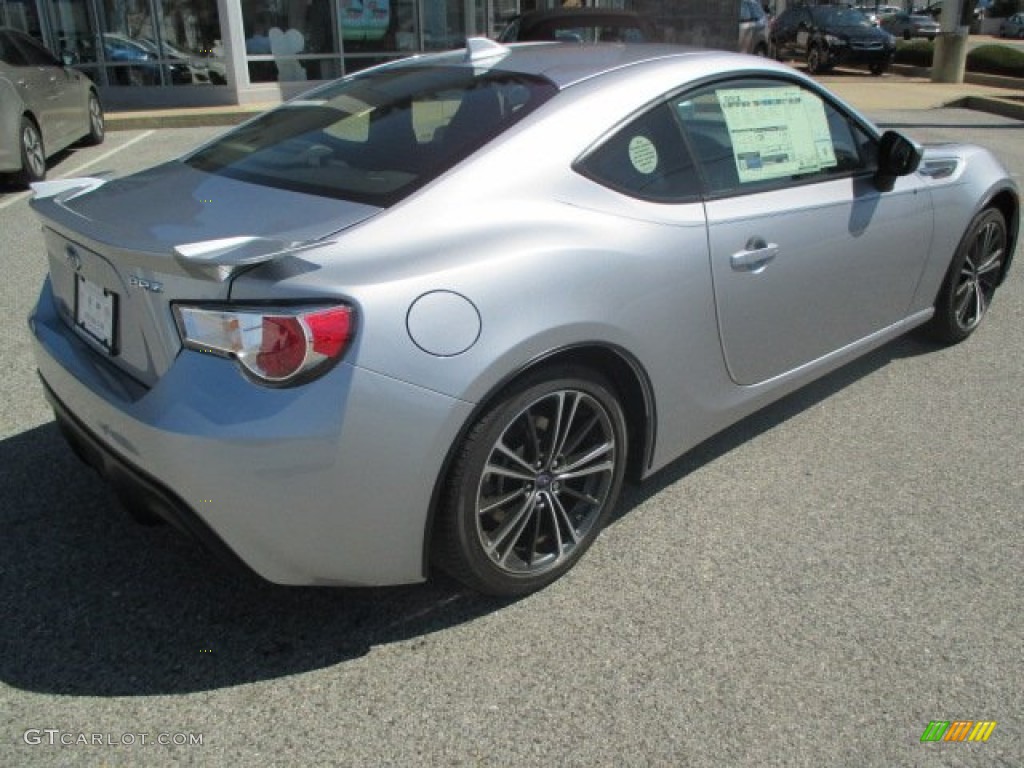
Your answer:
771;4;896;75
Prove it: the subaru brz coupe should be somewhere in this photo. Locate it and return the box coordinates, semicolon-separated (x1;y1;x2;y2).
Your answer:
28;40;1018;595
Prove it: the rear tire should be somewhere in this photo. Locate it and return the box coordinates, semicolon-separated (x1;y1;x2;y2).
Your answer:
925;208;1007;344
83;91;105;146
434;367;627;596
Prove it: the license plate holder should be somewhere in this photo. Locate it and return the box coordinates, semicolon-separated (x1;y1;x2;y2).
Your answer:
75;274;118;354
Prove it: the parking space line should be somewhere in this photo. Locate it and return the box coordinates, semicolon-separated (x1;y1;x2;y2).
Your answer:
58;130;156;177
0;130;156;212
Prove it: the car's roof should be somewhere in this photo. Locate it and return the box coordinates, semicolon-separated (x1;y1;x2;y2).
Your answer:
386;42;769;90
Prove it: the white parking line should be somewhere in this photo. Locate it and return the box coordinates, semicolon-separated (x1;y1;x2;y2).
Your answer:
59;129;156;177
0;130;156;212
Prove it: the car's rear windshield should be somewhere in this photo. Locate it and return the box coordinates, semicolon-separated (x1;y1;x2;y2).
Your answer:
186;66;558;206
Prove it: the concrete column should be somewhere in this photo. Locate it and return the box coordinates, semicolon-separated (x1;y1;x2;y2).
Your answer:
931;0;970;83
217;0;248;100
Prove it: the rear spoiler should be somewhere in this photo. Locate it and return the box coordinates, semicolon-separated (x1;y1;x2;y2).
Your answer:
173;236;334;281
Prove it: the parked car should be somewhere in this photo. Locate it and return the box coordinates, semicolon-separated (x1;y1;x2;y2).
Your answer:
739;0;771;55
0;27;104;184
497;8;655;43
102;33;193;86
915;1;984;22
28;40;1018;596
881;12;941;40
999;12;1024;38
771;4;897;75
854;5;901;26
137;37;228;85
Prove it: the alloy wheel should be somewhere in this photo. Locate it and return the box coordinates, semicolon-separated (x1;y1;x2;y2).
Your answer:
474;388;618;577
89;95;105;141
953;216;1005;332
22;122;45;180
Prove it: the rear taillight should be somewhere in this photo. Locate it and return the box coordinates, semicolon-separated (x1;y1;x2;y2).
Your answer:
173;304;354;385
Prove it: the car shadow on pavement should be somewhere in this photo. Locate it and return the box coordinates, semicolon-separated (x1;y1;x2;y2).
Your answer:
0;332;941;697
609;331;944;523
0;421;515;696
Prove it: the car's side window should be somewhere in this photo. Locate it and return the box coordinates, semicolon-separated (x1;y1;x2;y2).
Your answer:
10;31;59;67
0;31;28;67
675;79;874;197
576;102;701;203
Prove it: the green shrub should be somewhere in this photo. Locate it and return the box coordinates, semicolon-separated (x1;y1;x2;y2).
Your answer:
966;44;1024;77
893;41;1024;77
894;40;934;67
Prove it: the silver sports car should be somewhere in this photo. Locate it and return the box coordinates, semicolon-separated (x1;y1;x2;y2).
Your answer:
28;40;1018;596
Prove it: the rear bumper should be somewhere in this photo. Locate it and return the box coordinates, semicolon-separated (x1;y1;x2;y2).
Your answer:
44;377;253;576
29;277;473;586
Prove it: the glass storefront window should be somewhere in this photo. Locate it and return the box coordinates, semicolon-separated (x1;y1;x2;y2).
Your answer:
243;0;342;83
244;0;424;83
422;0;464;50
37;0;225;86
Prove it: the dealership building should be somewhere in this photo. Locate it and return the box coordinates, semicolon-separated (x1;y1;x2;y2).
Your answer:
1;0;740;107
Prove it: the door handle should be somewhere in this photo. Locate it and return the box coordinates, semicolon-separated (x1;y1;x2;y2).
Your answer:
730;238;779;273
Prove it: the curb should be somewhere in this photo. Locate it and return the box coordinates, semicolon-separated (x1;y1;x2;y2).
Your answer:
945;94;1024;120
888;63;1024;119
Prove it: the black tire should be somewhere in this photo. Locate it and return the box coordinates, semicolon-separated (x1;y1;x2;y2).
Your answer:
870;62;887;76
925;208;1007;344
18;116;46;185
806;45;824;75
83;91;105;146
754;42;768;57
904;30;912;40
434;367;628;596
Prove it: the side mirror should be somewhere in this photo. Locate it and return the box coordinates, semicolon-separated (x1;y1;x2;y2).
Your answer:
875;130;922;190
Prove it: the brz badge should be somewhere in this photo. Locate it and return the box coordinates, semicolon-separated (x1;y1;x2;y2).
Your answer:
130;275;163;293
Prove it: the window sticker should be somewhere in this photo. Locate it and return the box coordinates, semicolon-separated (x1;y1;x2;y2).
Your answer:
716;86;837;183
628;135;658;175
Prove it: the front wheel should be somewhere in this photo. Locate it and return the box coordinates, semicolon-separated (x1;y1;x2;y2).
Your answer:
925;208;1007;344
806;45;825;74
434;367;628;596
18;117;46;184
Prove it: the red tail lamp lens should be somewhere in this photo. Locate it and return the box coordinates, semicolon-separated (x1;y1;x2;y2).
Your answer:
258;315;306;379
175;303;355;385
306;306;353;358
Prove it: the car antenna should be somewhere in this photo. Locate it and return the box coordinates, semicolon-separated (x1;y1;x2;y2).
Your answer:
464;37;510;63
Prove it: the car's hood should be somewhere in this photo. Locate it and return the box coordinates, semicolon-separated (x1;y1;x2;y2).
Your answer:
827;24;887;39
31;160;380;256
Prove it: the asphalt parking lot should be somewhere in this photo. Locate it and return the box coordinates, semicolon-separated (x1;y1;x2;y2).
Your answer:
1;109;1022;766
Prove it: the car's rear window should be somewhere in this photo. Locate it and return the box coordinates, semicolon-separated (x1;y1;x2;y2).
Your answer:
186;66;557;206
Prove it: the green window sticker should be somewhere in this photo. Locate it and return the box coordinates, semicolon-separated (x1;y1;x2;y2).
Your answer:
717;86;837;184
